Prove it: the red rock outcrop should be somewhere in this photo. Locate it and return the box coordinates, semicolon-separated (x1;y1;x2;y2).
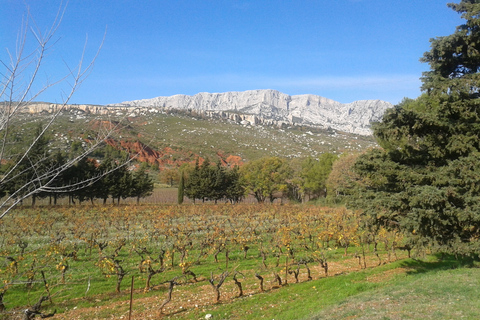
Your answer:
103;139;242;170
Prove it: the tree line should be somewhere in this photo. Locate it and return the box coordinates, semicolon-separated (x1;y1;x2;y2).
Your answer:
0;129;154;206
178;153;339;204
1;122;343;207
181;159;244;204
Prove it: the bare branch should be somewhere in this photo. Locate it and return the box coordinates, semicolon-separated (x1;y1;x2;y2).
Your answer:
0;3;130;219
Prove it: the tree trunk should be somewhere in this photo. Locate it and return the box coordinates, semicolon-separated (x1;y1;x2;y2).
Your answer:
116;273;124;293
145;273;153;292
160;279;176;313
214;288;220;302
274;273;282;286
0;291;5;311
255;273;264;292
304;262;312;281
23;296;56;320
233;274;243;297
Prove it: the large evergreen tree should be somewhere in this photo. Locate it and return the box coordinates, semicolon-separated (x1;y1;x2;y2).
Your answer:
109;162;132;205
224;165;245;203
68;156;98;204
349;1;480;255
183;159;243;203
184;159;202;203
198;158;216;202
131;164;154;204
43;151;68;205
94;156;119;204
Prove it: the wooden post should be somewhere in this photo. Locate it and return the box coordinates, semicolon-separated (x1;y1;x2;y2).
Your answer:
128;276;134;320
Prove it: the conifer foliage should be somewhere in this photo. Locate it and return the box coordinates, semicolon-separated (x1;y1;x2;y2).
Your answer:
0;139;154;205
349;1;480;255
184;159;245;203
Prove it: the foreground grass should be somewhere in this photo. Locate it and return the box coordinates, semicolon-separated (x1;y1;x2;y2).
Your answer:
169;256;480;320
311;258;480;320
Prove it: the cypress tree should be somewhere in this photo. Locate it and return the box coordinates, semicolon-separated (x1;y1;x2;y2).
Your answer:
178;173;185;204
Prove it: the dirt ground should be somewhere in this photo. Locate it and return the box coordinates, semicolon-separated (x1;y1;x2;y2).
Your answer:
27;253;409;320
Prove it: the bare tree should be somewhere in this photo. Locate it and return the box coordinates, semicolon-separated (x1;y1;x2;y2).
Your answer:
0;3;127;218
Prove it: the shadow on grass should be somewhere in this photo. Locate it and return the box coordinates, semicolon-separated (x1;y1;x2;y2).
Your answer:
399;253;477;275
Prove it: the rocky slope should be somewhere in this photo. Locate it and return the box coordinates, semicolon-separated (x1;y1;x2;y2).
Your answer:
115;89;393;135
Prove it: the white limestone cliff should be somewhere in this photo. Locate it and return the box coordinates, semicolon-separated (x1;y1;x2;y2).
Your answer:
116;89;393;135
22;90;393;135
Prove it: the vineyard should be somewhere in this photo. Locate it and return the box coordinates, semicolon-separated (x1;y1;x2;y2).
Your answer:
0;204;409;319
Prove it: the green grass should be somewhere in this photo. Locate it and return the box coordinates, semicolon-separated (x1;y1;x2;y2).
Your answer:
310;258;480;320
174;256;480;320
4;255;480;319
2;206;480;319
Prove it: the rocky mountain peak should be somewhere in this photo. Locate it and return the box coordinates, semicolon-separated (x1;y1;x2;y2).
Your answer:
116;89;393;135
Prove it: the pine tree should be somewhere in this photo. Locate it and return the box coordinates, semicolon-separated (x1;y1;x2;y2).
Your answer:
225;166;245;203
68;156;98;204
349;1;480;255
184;158;202;203
131;165;154;204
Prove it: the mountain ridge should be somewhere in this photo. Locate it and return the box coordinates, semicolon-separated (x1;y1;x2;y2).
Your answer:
114;89;393;135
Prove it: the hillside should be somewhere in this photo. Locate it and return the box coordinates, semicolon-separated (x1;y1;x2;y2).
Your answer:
31;107;378;166
12;88;389;166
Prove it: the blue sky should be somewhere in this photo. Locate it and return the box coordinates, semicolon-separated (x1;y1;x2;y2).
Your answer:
1;1;463;105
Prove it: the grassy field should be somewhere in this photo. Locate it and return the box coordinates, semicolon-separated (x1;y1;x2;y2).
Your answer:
171;256;479;320
312;260;480;320
1;204;479;320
